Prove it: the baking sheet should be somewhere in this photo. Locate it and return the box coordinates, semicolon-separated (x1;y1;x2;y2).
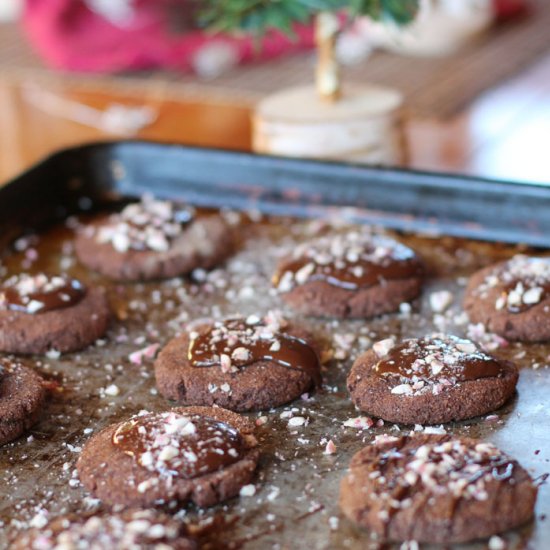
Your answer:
0;215;548;550
2;141;550;247
0;142;549;549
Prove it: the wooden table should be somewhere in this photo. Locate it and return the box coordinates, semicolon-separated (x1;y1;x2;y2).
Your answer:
1;50;549;185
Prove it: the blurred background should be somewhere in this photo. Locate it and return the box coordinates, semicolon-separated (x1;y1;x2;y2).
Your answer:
0;0;548;184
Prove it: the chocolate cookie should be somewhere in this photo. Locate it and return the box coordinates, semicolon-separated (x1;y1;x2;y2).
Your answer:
0;273;110;354
347;334;518;425
464;255;550;341
77;406;259;508
155;313;322;411
74;196;234;281
272;230;424;318
0;359;46;446
11;509;196;550
339;434;537;543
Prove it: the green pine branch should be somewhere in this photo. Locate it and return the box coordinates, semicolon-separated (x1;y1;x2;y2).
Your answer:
200;0;419;36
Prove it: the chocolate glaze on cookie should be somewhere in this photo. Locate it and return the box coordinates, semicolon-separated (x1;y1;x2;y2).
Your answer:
374;335;504;382
188;317;321;386
339;434;538;543
0;274;84;314
274;233;421;291
464;255;550;341
348;335;518;425
11;509;196;550
75;196;234;281
0;359;46;446
155;313;322;411
0;273;110;355
77;406;259;508
112;412;247;479
273;230;424;318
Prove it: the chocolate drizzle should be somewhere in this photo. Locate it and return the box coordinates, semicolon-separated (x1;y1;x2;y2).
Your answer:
273;232;423;292
0;275;85;314
188;318;321;385
112;412;246;479
375;335;504;383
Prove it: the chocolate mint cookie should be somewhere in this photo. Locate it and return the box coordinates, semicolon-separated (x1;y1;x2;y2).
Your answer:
272;230;424;318
348;334;518;425
75;196;234;281
464;255;550;341
340;434;537;543
0;273;110;354
12;509;196;550
0;359;46;446
155;313;321;411
77;406;259;508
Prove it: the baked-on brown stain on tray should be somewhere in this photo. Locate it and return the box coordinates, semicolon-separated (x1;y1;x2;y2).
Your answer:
0;212;548;549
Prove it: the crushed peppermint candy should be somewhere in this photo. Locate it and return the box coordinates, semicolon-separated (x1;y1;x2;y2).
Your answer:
429;290;454;313
93;196;194;253
343;416;374;429
103;384;120;397
367;437;517;515
475;255;550;312
239;484;256;497
488;535;506;550
373;338;395;358
273;230;421;292
466;323;508;351
288;416;308;428
15;510;183;549
128;344;160;365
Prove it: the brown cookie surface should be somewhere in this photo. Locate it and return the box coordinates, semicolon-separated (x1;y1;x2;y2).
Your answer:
77;406;259;508
0;359;46;446
339;434;537;543
74;197;234;281
272;230;424;318
348;335;518;425
464;255;550;341
11;509;196;550
0;274;110;354
155;314;322;412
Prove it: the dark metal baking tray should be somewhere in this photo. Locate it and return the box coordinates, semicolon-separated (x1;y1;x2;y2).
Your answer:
1;141;550;247
0;142;548;550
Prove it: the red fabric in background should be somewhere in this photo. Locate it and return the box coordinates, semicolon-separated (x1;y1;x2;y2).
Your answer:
22;0;530;74
22;0;315;73
493;0;531;19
